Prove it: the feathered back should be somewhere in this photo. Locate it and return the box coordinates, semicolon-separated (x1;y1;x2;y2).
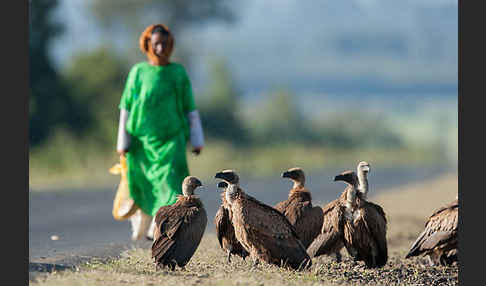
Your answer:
231;191;312;270
406;199;458;259
152;195;207;270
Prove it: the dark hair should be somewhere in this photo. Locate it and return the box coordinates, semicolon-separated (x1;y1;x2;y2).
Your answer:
152;25;169;37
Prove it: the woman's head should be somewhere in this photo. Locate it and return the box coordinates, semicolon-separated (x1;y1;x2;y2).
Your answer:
139;24;174;66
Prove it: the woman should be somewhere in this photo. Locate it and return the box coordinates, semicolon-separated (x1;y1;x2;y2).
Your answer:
116;24;205;241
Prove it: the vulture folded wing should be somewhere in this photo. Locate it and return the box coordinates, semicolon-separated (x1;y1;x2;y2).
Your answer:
406;201;458;258
307;199;344;257
214;206;230;248
152;201;207;266
274;200;290;214
152;205;184;260
244;195;310;268
362;202;388;266
294;204;323;248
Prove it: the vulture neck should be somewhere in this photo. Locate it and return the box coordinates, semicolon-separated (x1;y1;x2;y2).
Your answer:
345;185;357;211
182;185;195;197
357;171;369;200
225;184;240;205
291;180;305;191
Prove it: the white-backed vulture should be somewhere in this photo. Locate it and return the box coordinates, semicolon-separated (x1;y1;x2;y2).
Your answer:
335;162;388;268
152;176;207;271
214;181;249;262
215;170;312;270
405;197;458;266
275;167;323;249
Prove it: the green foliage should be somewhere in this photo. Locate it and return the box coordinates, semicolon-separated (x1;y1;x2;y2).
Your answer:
245;89;317;145
310;112;404;149
62;46;130;147
29;0;89;146
198;58;249;145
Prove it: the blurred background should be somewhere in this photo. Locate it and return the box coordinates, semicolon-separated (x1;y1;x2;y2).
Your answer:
29;0;458;191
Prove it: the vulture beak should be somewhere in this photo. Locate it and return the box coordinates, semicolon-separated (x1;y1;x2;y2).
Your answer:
282;171;291;178
334;174;345;182
215;172;226;180
217;181;228;189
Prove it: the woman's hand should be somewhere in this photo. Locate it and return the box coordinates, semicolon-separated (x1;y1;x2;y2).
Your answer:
192;146;202;156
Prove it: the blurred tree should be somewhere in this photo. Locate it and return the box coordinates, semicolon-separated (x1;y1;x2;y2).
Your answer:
198;58;249;145
311;112;404;149
29;0;89;146
88;0;237;68
246;88;316;145
62;46;130;147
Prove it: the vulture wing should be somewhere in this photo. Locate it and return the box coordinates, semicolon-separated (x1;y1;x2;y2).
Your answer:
274;199;291;214
242;194;311;269
293;204;324;248
214;205;230;249
362;201;388;267
152;198;207;268
307;198;344;257
406;200;458;259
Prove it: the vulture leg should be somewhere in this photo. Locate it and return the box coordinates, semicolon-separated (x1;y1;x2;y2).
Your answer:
335;252;342;263
427;255;435;266
251;256;260;267
227;251;232;263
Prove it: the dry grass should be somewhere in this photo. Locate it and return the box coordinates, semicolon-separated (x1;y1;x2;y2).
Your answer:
29;135;443;192
30;173;458;286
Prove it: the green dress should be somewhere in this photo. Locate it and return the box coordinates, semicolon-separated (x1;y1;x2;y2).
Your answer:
119;62;196;216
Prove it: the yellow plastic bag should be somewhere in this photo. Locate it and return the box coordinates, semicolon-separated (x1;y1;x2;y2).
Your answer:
109;155;139;221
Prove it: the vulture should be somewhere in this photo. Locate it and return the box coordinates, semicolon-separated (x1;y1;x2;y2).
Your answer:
214;181;249;262
335;161;388;268
274;167;323;249
306;190;346;262
215;170;312;270
152;176;207;271
405;197;458;266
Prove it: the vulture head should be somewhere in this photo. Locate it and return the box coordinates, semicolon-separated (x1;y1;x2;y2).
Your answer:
282;167;306;187
182;176;203;196
357;161;370;176
217;181;228;189
334;170;358;187
215;170;240;185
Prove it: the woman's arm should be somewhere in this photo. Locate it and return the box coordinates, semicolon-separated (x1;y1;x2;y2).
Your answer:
117;109;131;155
187;110;204;155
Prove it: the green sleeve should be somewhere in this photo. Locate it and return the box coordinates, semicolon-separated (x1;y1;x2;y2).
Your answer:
119;65;139;110
180;66;197;114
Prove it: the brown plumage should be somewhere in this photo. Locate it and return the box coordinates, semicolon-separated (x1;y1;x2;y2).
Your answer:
214;181;249;262
275;168;323;249
405;198;458;266
306;190;346;262
335;162;388;268
215;170;312;270
152;176;207;271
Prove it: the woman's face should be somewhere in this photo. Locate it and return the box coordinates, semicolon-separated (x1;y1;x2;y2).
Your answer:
150;32;168;57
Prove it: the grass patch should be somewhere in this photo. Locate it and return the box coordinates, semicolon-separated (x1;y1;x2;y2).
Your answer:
29;133;446;192
30;173;458;285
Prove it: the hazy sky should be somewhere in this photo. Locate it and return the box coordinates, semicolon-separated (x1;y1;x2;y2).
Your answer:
51;0;458;96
